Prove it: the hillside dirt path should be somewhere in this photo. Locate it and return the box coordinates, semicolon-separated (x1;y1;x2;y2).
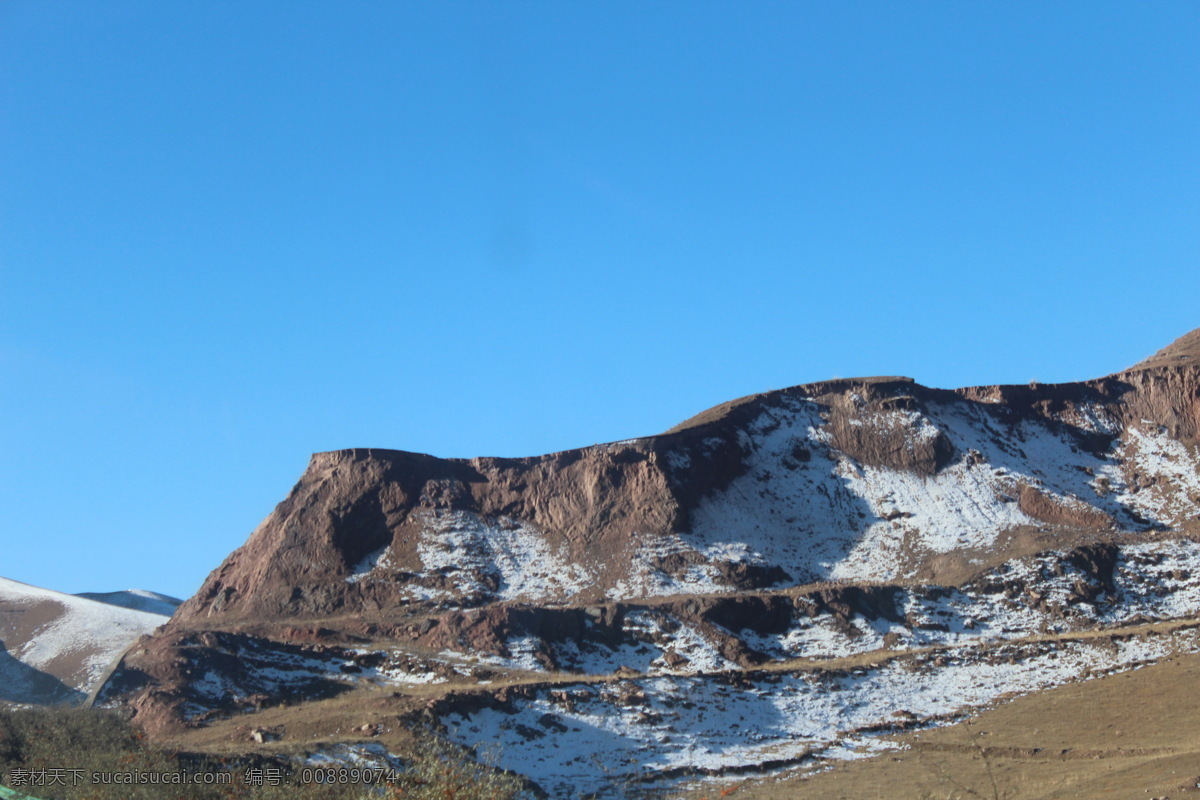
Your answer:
376;614;1200;697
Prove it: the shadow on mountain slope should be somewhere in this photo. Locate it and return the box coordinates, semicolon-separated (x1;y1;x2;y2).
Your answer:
0;639;84;705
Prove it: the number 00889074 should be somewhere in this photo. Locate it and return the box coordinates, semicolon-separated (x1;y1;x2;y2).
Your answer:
298;767;399;785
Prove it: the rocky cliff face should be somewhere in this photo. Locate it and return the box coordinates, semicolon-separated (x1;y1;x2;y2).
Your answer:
99;329;1200;796
174;330;1200;626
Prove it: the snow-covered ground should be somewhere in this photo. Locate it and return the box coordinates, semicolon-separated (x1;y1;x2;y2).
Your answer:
104;535;1200;795
461;610;740;676
68;388;1200;795
162;637;487;721
445;630;1199;797
732;540;1200;661
1099;424;1200;527
426;532;1200;795
609;394;1200;599
304;741;405;771
450;539;1200;675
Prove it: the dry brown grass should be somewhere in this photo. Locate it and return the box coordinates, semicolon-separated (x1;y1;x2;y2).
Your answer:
0;706;524;800
725;649;1200;800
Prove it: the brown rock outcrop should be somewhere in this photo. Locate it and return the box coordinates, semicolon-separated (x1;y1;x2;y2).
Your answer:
1016;484;1115;530
1110;366;1200;447
177;444;688;621
826;389;957;476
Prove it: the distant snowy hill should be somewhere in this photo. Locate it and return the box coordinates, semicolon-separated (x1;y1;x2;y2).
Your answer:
0;577;171;705
76;589;182;618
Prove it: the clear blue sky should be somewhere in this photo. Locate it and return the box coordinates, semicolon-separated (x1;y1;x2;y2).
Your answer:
2;2;1197;600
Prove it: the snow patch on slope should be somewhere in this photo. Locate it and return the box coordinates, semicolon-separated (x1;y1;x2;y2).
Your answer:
466;540;1200;679
345;545;395;583
831;457;1034;578
347;511;592;604
666;397;1081;587
607;533;731;600
723;540;1200;662
1100;425;1200;527
416;511;592;603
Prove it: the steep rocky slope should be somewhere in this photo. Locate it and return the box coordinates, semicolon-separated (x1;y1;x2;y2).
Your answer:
98;328;1200;796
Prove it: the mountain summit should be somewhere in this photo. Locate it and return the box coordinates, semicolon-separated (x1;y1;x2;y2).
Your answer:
1125;326;1200;372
